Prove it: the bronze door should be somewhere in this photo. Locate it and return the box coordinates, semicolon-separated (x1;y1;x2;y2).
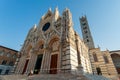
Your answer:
50;54;58;74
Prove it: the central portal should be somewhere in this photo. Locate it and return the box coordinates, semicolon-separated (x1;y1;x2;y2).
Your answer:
50;54;58;74
34;54;43;74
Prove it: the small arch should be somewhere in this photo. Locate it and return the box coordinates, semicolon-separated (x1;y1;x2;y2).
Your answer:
48;36;60;74
48;36;59;48
103;55;109;63
111;53;120;74
111;53;120;57
26;45;32;53
35;40;44;50
93;53;98;62
26;44;32;59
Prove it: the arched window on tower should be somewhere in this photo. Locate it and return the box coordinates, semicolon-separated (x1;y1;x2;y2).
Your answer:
82;22;86;26
83;26;87;29
93;53;98;62
87;39;89;42
103;55;109;63
84;30;88;33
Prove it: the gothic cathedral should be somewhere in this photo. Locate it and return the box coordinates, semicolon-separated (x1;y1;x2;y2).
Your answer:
15;8;118;79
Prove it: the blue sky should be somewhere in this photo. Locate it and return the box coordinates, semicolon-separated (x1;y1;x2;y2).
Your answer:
0;0;120;51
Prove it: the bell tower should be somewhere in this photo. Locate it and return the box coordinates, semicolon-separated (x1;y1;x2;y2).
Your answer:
80;16;95;49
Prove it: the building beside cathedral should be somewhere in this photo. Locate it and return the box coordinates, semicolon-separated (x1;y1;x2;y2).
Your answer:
80;16;118;79
0;45;18;75
15;8;119;79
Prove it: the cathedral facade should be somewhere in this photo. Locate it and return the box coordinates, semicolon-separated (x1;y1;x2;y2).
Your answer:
15;8;118;79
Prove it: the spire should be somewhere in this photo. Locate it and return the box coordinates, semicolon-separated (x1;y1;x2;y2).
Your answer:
54;7;59;21
55;6;58;11
62;7;73;27
65;7;69;11
48;7;51;12
47;7;52;14
33;24;37;30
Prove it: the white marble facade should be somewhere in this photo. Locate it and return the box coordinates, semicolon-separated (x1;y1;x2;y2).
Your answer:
15;8;118;79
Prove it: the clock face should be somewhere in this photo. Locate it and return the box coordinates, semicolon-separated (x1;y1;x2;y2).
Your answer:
42;22;50;32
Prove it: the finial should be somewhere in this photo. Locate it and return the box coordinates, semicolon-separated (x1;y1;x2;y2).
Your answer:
49;7;51;11
33;24;37;30
54;7;59;13
34;24;36;27
64;7;68;11
55;6;58;10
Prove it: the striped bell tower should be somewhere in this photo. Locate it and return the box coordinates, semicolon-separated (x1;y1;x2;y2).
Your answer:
80;16;95;49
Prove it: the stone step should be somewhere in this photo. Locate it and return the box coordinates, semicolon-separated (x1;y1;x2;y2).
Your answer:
0;73;113;80
0;75;27;80
84;74;111;80
28;74;80;80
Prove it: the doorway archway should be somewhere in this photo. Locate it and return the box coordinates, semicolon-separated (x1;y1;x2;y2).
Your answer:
96;67;102;75
34;54;43;74
49;38;59;74
22;45;32;74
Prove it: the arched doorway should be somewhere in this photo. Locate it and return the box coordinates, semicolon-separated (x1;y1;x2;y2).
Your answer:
96;67;102;75
34;54;43;74
50;54;58;74
34;40;44;74
49;38;59;74
22;45;32;74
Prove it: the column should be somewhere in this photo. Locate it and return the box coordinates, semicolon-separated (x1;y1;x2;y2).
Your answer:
40;49;51;74
26;52;37;74
58;41;62;73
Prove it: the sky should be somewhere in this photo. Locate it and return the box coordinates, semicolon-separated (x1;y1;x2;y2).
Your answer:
0;0;120;51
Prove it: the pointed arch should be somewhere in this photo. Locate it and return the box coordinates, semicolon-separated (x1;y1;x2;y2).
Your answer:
93;53;98;62
48;36;60;49
103;55;109;63
35;40;44;50
48;36;60;74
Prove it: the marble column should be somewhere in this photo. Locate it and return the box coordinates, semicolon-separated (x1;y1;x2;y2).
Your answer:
26;51;37;74
58;41;62;73
40;49;51;74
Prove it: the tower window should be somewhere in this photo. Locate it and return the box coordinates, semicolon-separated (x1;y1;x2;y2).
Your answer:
84;30;88;33
103;55;109;63
82;22;86;26
83;26;87;29
87;39;89;42
93;54;98;62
